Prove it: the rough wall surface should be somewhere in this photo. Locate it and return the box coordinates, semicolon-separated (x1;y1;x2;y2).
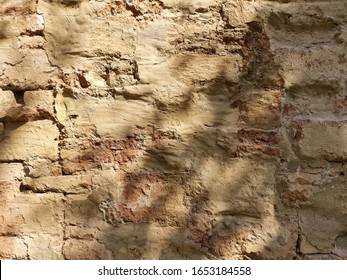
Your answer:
0;0;346;260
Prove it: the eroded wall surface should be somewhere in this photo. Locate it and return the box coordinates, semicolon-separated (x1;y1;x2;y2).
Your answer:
0;0;346;260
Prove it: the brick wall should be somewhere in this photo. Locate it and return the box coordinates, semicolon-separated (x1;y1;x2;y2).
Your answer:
0;0;346;259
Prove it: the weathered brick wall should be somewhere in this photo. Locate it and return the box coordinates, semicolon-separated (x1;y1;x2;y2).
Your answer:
0;0;346;259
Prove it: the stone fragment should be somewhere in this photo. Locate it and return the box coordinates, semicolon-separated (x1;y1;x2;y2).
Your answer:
40;1;134;68
135;21;170;85
275;46;346;89
65;226;100;241
198;158;276;217
222;0;258;28
22;175;94;194
27;235;63;260
169;55;242;84
294;120;347;161
4;106;38;122
0;39;23;66
295;175;347;255
24;159;61;178
237;91;281;129
55;90;160;139
5;90;55;121
237;129;281;157
0;15;43;38
24;91;54;112
332;234;347;258
0;166;23;200
37;0;93;68
18;35;46;49
0;120;59;161
162;92;239;129
0;163;24;182
87;19;134;58
298;209;346;254
138;126;239;173
0;194;64;236
264;2;346;48
283;82;343;117
0;90;16;118
0;237;27;260
210;214;298;259
0;0;36;15
137;143;194;172
62;239;113;260
0;49;55;90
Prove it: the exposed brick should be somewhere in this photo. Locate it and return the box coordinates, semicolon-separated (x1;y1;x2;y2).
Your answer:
0;163;24;182
63;239;113;260
0;49;55;90
0;120;59;161
27;235;63;260
0;0;36;15
236;91;281;129
169;55;242;84
0;237;27;260
60;137;144;174
237;129;281;156
0;90;16;118
0;194;64;236
22;175;94;194
294;119;347;161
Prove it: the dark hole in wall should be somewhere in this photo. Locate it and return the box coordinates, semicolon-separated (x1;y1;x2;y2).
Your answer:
19;184;30;192
77;73;90;88
56;0;82;7
13;90;25;105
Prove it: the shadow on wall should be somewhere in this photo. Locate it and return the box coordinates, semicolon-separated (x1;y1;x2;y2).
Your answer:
0;0;294;260
113;20;288;259
2;0;346;260
62;1;296;259
259;0;347;259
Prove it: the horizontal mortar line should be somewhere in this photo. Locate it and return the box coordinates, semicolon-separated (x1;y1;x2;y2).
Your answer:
0;201;65;204
0;233;26;237
0;160;25;164
238;128;279;132
290;115;347;122
272;42;343;52
18;189;83;195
